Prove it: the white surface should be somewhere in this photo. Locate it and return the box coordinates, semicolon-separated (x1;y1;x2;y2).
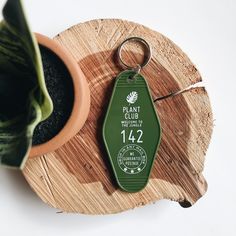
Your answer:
0;0;235;235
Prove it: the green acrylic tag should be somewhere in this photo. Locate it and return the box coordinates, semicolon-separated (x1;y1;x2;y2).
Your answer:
103;70;161;192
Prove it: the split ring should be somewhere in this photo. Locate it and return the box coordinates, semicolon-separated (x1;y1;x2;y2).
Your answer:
117;37;152;71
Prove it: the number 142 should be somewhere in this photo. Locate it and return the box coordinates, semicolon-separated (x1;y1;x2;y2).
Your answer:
121;129;143;143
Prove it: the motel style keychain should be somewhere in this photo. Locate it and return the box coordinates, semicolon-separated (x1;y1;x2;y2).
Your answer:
103;37;162;192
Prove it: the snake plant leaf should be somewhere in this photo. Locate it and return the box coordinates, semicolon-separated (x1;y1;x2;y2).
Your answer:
0;0;53;169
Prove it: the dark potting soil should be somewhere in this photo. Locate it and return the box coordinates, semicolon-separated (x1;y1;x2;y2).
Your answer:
32;46;74;145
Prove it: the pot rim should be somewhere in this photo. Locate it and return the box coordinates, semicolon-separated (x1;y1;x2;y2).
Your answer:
29;33;90;158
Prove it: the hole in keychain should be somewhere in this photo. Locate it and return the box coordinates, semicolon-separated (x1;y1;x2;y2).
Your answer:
127;65;141;82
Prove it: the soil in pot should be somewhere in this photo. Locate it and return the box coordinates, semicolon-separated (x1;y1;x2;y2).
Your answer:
32;45;74;145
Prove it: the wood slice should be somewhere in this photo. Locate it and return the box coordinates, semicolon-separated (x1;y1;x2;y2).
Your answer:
22;19;213;214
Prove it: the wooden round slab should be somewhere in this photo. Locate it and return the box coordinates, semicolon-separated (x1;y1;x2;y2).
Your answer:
23;19;213;214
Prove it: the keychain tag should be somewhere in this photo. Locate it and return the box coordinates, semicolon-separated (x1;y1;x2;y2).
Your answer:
103;37;161;192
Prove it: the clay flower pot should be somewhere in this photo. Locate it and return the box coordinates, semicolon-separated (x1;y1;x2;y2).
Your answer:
29;33;90;158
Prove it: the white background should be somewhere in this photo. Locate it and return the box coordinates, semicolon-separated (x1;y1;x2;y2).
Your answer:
0;0;235;235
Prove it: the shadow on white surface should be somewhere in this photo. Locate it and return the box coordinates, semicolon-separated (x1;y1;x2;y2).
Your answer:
1;168;169;231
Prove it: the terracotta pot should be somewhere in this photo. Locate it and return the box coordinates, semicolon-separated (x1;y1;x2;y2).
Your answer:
29;33;90;158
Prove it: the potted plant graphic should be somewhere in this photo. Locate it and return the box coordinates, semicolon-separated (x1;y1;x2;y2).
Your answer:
0;0;90;169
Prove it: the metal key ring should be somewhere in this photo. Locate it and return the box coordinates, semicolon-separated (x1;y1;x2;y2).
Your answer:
117;37;152;72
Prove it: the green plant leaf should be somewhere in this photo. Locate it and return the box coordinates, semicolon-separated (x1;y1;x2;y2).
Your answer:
0;0;53;169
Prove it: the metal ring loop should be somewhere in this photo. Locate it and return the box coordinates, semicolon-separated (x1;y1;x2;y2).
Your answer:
117;37;152;71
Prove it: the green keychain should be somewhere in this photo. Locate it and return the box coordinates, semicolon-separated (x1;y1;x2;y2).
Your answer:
103;37;161;192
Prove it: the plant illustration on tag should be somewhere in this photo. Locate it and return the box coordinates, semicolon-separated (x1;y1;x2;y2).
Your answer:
103;37;162;192
126;91;138;105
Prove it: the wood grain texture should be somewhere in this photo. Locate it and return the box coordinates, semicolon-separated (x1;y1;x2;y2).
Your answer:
22;19;213;214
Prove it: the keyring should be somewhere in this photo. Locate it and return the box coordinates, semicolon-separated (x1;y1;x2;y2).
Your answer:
117;37;152;73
